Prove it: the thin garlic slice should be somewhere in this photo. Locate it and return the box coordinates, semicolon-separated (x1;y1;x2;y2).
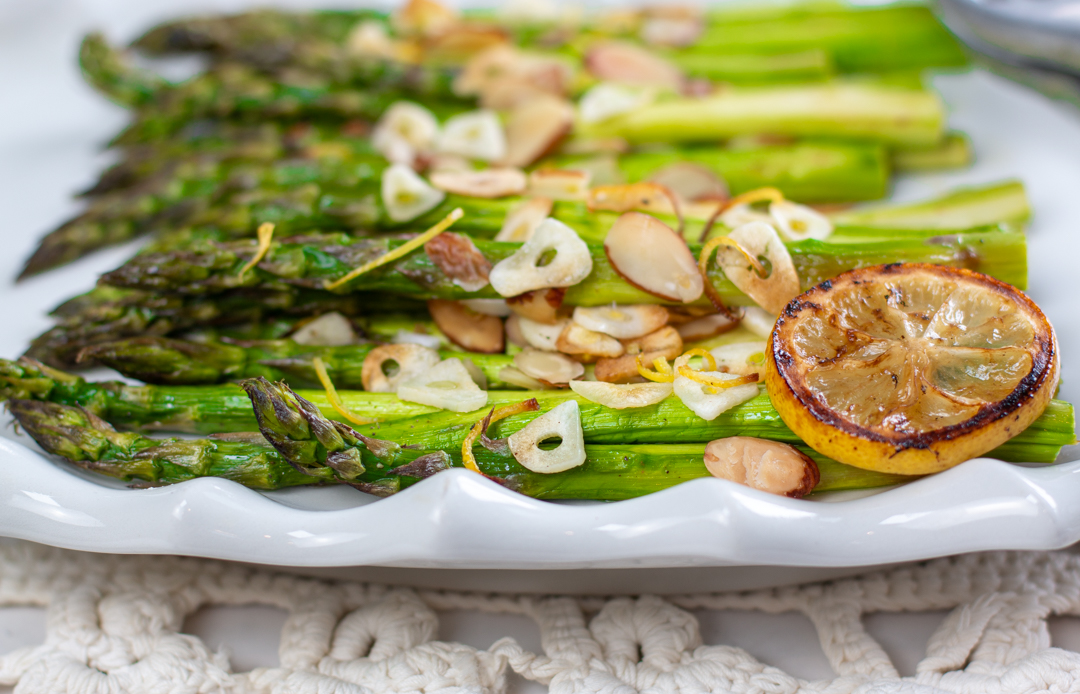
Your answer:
740;307;776;338
710;341;768;377
501;94;575;167
672;354;759;421
648;162;728;204
381;164;445;223
572;305;669;340
290;312;357;346
372;102;440;165
429;167;527;198
396;358;489;412
704;437;819;498
720;204;773;230
578;82;655;124
361;344;442;393
518;316;571;351
489;218;593;297
513;348;584;384
507;400;586;473
496;197;554;242
556;322;624;359
528;169;591;201
437;110;507;162
718;221;800;315
770;200;833;241
569;380;672;409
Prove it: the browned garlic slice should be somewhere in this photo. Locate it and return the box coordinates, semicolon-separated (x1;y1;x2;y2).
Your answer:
381;164;445;222
361;344;442;393
528;169;591;201
769;199;834;241
719;221;800;315
568;380;672;409
604;212;702;303
489;218;593;297
506;287;565;324
518;316;571;351
427;300;505;353
436;110;507;162
676;313;737;342
571;304;669;340
710;341;768;377
501;94;575;167
507;400;586;473
429;167;527;198
372;102;440;166
578;83;655;124
461;299;511;316
290;312;358;346
584;41;684;89
496;197;554;242
556;322;624;359
740;306;776;338
513;348;584;384
647;162;728;204
704;437;819;498
396;358;488;412
672;354;759;421
498;366;551;390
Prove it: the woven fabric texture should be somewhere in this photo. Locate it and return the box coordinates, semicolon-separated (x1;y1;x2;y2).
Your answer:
1;540;1080;693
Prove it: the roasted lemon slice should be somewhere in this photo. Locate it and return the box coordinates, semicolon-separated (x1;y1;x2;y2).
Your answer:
765;263;1059;475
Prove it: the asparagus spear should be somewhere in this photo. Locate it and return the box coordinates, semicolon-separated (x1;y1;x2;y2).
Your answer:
892;133;973;173
831;180;1030;230
2;359;1073;466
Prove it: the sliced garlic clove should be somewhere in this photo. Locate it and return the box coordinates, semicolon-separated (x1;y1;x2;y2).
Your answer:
604;212;703;303
648;162;728;204
346;20;396;59
396;358;489;412
461;299;511;316
461;358;489;390
528;169;591;201
381;164;445;223
704;437;819;498
489;218;593;297
568;380;672;409
429;167;527;198
556;322;624;359
361;343;442;393
501;94;575;168
372;101;440;165
739;307;776;338
507;400;586;473
290;312;358;346
498;365;551;390
518;316;571;351
572;304;669;340
676;313;738;342
578;82;655;124
585;41;684;89
427;300;505;353
720;221;801;315
513;348;584;385
495;197;553;242
392;330;444;350
506;287;566;325
505;314;528;348
673;365;759;421
719;203;773;230
710;341;768;377
769;199;834;242
437;110;507;162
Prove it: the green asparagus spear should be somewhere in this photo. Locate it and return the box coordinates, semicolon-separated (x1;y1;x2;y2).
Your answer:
831;180;1030;230
892;133;973;172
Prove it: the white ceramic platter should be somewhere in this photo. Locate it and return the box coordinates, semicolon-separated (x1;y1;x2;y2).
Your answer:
2;0;1080;573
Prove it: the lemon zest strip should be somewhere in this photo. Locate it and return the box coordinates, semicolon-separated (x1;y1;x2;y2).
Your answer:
324;207;463;290
679;347;717;372
677;365;759;388
699;235;768;279
238;222;275;280
312;356;379;426
636;354;674;383
462;399;541;474
719;186;785;214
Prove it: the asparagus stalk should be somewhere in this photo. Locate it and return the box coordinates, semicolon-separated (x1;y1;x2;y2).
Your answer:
892;133;973;172
832;180;1030;230
667;49;834;85
2;359;1073;466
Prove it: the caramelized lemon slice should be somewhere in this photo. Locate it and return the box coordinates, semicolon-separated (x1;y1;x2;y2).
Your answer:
765;263;1059;475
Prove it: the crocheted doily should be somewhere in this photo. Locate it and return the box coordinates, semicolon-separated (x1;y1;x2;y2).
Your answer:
1;540;1079;694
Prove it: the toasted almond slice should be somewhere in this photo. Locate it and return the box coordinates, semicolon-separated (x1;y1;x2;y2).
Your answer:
640;16;703;47
578;82;655;124
584;41;684;89
495;196;553;242
588;182;679;216
362;343;442;393
372;101;440;165
711;341;768;377
623;325;684;356
506;287;566;324
572;305;669;340
437;110;507;162
676;313;738;342
604;212;703;303
397;358;488;412
489;217;593;297
518;316;570;351
499;365;550;390
528;169;591;201
740;306;776;338
505;314;528;348
427;300;504;353
425;232;491;292
558;137;630;156
461;298;511;316
381;164;445;222
454;45;519;96
422;23;508;63
430;167;527;198
392;0;457;36
648;162;728;204
704;437;819;498
718;222;801;315
507;400;586;473
672;354;759;421
501;94;575;168
569;380;672;409
514;348;584;384
556;322;624;359
290;312;358;347
769;199;834;242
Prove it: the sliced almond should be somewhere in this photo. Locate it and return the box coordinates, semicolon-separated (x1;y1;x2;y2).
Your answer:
505;314;528;348
588;182;679;216
429;167;527;198
425;232;491;292
672;354;759;421
604;212;703;303
556;322;624;359
422;23;508;64
578;82;655;124
290;312;358;347
704;437;819;499
648;162;728;204
498;365;550;390
372;102;440;166
427;153;472;174
397;358;488;413
507;400;586;473
496;196;554;243
676;313;738;342
640;16;703;48
513;348;584;385
461;358;489;390
427;299;504;354
710;341;768;378
718;221;800;315
461;298;511;316
488;217;593;297
361;343;442;393
568;380;673;409
584;41;684;89
558;137;630;156
346;21;396;59
769;199;834;242
381;164;445;223
528;169;591;201
622;325;683;356
392;0;457;37
572;305;669;340
518;316;570;352
501;94;575;168
436;110;507;162
506;287;566;325
454;45;520;96
564;155;624;187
